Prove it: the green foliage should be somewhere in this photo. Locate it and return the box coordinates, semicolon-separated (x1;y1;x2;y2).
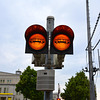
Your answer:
61;71;90;100
15;66;44;100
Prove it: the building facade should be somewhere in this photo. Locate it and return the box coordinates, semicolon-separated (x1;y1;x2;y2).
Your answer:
0;70;62;100
0;71;24;100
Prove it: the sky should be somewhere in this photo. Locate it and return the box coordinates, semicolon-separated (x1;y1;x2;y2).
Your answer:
0;0;100;99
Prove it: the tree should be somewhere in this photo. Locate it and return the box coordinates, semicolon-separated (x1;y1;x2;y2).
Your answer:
15;66;44;100
61;71;90;100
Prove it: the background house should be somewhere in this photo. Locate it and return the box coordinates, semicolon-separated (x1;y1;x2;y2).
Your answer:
0;70;24;100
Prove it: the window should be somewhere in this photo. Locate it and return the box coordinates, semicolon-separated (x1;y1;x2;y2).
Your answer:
7;80;11;83
3;80;5;83
4;88;6;93
0;88;2;93
0;80;5;83
9;80;11;83
0;80;2;83
7;88;9;93
7;80;9;83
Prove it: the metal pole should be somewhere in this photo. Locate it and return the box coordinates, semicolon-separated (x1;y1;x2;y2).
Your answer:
86;0;96;100
98;49;100;69
44;16;54;100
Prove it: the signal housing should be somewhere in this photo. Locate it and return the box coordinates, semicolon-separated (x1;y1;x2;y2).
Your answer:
25;24;48;54
50;25;74;54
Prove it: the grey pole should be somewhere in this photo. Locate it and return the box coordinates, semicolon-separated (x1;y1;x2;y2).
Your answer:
44;16;54;100
86;0;96;100
98;49;100;69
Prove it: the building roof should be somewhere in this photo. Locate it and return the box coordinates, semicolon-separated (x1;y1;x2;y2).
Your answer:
0;71;21;76
0;71;15;75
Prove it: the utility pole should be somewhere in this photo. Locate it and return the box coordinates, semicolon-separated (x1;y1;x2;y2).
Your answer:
44;16;54;100
86;0;96;100
98;49;100;69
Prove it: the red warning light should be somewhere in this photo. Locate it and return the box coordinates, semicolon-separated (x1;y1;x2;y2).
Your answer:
29;34;46;50
53;34;71;51
57;98;61;100
50;25;74;54
25;24;48;54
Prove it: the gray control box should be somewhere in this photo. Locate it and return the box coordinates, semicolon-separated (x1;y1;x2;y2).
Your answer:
36;69;55;91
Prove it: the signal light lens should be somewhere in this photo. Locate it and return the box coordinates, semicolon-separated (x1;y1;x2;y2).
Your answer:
53;34;71;51
29;34;46;50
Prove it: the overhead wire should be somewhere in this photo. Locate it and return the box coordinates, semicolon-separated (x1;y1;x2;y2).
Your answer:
86;13;100;50
91;13;100;40
93;40;100;50
92;22;100;50
92;30;100;47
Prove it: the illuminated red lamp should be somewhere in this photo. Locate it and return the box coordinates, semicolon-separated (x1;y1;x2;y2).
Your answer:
57;98;61;100
25;24;48;54
50;25;74;54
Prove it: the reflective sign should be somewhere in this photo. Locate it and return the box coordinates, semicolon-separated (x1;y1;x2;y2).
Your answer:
29;34;46;50
53;34;71;51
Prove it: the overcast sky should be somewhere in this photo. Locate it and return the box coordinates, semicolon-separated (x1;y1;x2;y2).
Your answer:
0;0;100;99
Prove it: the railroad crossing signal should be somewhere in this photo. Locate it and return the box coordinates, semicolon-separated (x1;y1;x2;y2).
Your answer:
50;25;74;54
25;24;74;55
24;17;74;100
25;24;48;54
